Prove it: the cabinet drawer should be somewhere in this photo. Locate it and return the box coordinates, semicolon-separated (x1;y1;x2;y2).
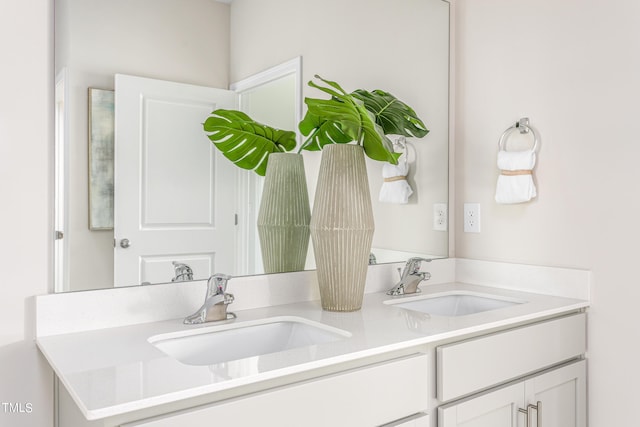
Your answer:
437;313;585;402
123;353;429;427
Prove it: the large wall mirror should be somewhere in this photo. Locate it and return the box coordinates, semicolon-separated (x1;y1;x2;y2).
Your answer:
53;0;450;293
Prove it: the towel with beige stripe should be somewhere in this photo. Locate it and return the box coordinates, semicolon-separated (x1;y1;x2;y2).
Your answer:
379;154;413;204
495;149;537;204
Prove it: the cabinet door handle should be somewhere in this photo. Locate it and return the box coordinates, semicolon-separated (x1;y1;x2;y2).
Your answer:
518;401;542;427
518;406;530;427
528;401;542;427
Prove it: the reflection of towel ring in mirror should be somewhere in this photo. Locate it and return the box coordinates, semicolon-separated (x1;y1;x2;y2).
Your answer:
498;118;539;152
394;136;412;166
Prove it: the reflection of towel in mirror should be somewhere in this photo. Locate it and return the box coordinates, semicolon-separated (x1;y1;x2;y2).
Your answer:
495;149;537;204
379;159;413;204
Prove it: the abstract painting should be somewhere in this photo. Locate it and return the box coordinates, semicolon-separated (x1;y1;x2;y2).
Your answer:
88;88;115;230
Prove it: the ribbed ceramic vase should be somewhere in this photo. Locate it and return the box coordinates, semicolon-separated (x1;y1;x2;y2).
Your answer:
310;144;375;312
257;153;311;274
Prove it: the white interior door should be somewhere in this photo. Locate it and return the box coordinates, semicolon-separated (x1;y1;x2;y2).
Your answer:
114;74;238;286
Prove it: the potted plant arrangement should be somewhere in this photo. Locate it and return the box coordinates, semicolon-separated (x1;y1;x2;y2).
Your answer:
203;75;428;310
202;110;309;274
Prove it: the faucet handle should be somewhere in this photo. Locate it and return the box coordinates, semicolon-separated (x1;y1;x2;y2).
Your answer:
406;257;431;274
206;273;232;298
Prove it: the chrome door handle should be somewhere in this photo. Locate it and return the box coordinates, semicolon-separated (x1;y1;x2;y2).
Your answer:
530;401;541;427
119;238;131;248
519;401;542;427
518;406;530;427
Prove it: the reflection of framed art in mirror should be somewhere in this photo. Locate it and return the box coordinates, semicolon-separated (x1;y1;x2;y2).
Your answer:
88;88;115;230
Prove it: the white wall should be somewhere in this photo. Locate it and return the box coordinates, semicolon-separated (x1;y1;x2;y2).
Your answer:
230;0;450;257
56;0;230;290
454;0;640;424
0;1;54;426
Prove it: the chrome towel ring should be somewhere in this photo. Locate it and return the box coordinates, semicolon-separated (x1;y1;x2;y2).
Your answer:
498;118;539;152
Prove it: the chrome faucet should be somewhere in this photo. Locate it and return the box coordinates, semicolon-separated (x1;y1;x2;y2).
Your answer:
387;257;432;296
172;261;194;282
184;274;235;324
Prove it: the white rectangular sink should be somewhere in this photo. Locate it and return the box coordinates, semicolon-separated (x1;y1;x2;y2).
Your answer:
384;291;525;317
148;316;351;366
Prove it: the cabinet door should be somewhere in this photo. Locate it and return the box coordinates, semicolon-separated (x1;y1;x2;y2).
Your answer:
438;383;524;427
438;360;587;427
524;360;587;427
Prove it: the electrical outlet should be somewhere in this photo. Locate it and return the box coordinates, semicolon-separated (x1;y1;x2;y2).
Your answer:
433;203;448;231
464;203;481;233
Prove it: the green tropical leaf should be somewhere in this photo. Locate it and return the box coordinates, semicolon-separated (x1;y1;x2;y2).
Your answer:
352;89;429;138
298;110;352;151
299;76;400;164
203;109;296;176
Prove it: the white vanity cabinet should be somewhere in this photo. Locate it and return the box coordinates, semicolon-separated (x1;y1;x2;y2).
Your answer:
44;280;589;427
436;313;587;427
55;312;588;427
438;360;586;427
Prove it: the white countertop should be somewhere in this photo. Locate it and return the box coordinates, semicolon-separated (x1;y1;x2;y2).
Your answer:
36;282;588;420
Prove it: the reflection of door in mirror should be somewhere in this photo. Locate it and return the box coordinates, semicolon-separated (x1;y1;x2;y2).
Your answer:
54;0;232;291
54;24;301;290
230;57;304;275
113;74;238;287
54;70;70;292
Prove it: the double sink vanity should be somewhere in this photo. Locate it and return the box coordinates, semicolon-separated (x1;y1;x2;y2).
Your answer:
45;1;590;425
36;259;589;427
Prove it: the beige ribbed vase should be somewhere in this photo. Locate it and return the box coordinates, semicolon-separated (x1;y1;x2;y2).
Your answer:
257;153;311;274
310;144;374;312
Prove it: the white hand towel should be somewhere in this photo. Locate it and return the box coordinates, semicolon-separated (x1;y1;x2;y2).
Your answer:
495;149;537;204
379;157;413;204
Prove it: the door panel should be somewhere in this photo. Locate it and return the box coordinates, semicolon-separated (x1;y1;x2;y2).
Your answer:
114;75;237;286
142;97;216;226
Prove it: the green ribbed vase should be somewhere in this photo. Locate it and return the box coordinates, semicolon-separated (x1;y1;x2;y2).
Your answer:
310;144;375;312
257;153;311;274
